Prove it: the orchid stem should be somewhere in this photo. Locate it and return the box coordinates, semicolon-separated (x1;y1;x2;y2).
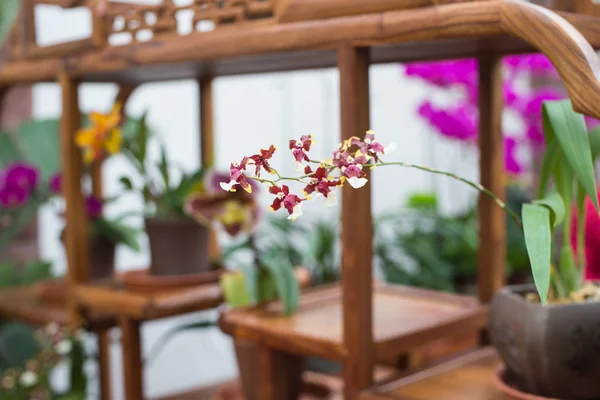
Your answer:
379;161;522;230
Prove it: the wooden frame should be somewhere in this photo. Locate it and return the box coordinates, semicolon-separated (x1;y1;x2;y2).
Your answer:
2;1;600;399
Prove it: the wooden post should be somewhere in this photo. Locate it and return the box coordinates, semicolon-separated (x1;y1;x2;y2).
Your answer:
97;327;112;400
258;345;304;400
477;55;505;306
338;42;373;399
199;77;214;169
120;317;144;400
198;77;220;260
59;72;89;326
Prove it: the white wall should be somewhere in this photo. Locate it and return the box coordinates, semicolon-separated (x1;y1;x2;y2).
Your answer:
33;5;483;399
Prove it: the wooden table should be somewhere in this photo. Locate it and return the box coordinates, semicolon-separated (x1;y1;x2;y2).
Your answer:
220;283;488;398
360;348;502;400
74;281;224;400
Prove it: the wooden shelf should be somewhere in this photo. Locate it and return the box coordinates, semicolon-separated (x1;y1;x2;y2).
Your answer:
0;279;114;329
359;348;501;400
154;370;345;400
74;281;224;321
2;6;600;85
220;283;487;362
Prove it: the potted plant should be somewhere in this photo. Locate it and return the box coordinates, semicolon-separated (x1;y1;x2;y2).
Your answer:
219;100;600;399
118;115;217;277
48;173;140;281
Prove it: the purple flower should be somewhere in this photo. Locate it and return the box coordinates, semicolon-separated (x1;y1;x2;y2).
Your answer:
504;137;522;175
0;186;30;208
49;173;62;195
405;59;477;88
85;195;103;220
3;162;39;192
418;101;477;141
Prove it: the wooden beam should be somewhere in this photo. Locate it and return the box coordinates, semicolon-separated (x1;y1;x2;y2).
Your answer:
338;42;373;399
198;77;220;261
59;72;90;327
477;55;505;305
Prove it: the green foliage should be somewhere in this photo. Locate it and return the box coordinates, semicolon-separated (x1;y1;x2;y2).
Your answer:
0;261;53;375
0;0;18;45
120;115;206;219
91;217;141;252
260;248;299;315
376;186;531;292
522;204;552;304
524;100;600;301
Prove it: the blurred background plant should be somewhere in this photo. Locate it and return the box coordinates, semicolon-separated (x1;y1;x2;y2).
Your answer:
0;323;88;400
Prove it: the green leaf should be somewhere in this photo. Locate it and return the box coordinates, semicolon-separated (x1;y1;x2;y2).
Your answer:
523;204;552;305
558;246;579;294
536;140;560;199
145;320;215;366
69;339;87;393
261;254;299;315
158;144;170;190
0;131;22;168
589;125;600;161
17;120;60;182
533;192;564;228
0;0;19;44
542;100;598;211
0;262;17;288
119;176;135;191
240;264;258;304
93;219;140;252
0;323;39;368
220;272;253;308
19;260;52;285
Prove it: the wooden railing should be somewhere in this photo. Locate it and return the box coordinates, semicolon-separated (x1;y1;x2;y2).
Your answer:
5;0;600;62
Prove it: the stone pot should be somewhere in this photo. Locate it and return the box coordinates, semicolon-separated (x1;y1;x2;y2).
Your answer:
145;217;210;276
490;284;600;399
88;235;116;281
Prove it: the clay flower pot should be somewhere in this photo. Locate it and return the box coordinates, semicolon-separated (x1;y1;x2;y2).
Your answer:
145;217;210;276
88;235;116;281
61;229;116;281
490;284;600;399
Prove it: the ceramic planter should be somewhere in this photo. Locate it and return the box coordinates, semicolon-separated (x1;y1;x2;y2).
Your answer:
145;217;210;276
490;284;600;399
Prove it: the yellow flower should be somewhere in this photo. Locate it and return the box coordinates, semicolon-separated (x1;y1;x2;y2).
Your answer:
75;103;123;164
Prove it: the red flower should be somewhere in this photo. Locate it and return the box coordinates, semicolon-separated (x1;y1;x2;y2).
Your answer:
249;145;277;176
220;160;253;193
341;152;369;189
361;130;393;162
269;185;304;220
289;135;314;170
303;166;341;207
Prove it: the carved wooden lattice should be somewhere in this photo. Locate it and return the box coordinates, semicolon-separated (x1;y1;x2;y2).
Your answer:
105;0;274;43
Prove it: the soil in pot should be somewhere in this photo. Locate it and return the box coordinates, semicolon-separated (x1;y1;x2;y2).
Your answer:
145;217;210;276
490;283;600;400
